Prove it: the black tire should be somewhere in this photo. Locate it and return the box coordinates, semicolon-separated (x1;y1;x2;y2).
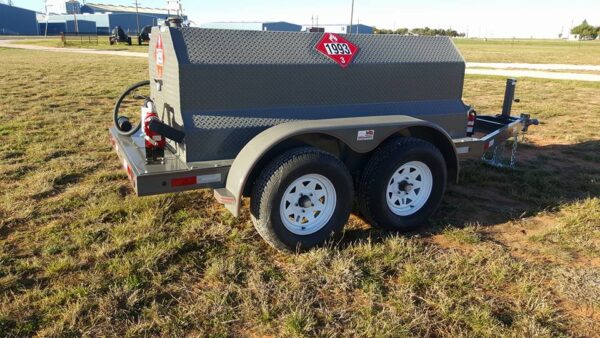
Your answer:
357;137;447;231
127;37;132;45
113;80;150;136
250;147;353;252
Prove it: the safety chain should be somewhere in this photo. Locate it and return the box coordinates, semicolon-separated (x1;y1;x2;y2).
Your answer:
481;129;522;169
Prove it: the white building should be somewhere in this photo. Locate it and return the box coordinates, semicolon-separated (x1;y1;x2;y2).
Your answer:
45;0;81;15
199;22;302;32
301;24;373;34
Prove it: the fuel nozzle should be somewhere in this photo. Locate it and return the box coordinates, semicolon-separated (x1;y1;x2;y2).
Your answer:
116;116;132;132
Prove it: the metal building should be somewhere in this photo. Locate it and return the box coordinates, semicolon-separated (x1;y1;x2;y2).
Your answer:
199;21;302;32
45;0;82;15
40;2;186;35
39;14;107;35
80;3;179;34
302;24;374;34
0;3;38;35
39;19;96;35
66;19;96;33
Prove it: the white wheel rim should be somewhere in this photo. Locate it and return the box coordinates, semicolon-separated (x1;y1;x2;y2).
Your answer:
386;161;433;216
279;174;337;235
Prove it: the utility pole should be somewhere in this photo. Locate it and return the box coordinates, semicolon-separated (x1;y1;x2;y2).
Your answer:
133;0;141;34
73;13;79;33
349;0;355;34
69;0;79;33
44;0;49;37
166;1;183;17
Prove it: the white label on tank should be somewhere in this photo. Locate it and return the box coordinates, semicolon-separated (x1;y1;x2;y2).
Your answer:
357;130;375;141
196;173;221;184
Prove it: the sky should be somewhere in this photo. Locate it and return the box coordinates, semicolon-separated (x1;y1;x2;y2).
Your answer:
10;0;600;38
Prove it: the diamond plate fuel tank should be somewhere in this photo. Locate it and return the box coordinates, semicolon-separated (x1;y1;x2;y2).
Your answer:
149;27;469;163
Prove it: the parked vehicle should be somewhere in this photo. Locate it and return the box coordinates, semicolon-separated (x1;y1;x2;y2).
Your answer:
138;25;152;45
110;26;538;252
109;26;132;45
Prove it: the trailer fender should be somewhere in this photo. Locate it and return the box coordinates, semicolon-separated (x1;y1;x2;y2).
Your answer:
216;115;458;217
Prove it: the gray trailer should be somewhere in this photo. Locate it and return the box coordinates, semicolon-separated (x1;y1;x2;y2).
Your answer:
110;26;538;251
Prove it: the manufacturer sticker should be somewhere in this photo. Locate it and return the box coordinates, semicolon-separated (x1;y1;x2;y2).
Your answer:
197;173;222;184
357;130;375;141
155;34;164;79
315;33;359;68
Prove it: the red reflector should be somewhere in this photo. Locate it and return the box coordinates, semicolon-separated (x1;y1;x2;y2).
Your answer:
171;176;197;187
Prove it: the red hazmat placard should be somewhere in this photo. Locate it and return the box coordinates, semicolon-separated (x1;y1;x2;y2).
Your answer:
155;35;164;78
315;33;359;68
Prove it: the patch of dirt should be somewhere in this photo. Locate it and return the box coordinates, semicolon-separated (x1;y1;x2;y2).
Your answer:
558;298;600;334
427;234;478;252
485;214;600;269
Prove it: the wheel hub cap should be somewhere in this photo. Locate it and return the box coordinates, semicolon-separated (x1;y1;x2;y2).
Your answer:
398;180;413;193
280;174;337;235
298;195;314;208
386;161;433;216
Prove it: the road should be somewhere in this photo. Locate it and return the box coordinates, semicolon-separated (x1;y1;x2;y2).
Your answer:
465;68;600;82
1;40;599;81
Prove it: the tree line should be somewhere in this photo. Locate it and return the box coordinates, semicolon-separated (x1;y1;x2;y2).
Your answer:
374;27;465;37
570;20;599;40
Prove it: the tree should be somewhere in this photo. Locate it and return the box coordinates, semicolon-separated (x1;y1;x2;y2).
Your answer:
374;27;464;37
571;20;599;40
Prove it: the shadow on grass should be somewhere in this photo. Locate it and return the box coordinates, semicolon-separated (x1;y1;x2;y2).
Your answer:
340;140;600;246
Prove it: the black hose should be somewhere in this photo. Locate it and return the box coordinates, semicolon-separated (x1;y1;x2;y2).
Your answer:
113;80;150;136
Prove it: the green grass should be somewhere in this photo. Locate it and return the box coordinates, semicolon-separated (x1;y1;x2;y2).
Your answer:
453;38;600;65
530;198;600;257
0;47;599;336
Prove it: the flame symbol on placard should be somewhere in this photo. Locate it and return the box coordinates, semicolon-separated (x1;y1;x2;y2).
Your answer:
328;33;338;42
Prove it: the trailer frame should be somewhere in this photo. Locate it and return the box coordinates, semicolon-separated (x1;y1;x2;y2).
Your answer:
109;111;534;216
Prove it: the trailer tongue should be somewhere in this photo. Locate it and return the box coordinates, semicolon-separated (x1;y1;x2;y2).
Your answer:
110;26;538;251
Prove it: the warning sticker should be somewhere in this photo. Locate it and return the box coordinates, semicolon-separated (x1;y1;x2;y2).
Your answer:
155;34;164;79
357;130;375;141
315;33;359;68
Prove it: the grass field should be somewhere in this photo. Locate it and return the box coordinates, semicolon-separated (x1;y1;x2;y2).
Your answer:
10;36;600;65
453;38;600;65
0;47;599;337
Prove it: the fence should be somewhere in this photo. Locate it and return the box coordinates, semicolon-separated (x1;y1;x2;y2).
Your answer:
60;32;99;46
